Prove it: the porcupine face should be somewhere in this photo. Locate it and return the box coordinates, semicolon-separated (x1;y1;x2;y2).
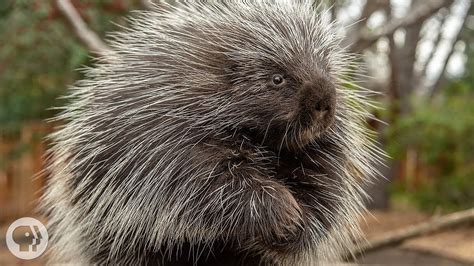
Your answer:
228;55;337;151
217;5;340;151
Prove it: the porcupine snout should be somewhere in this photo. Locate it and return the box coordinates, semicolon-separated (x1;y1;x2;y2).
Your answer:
298;78;336;132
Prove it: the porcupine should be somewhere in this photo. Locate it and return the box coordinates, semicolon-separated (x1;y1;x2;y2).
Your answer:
42;0;381;265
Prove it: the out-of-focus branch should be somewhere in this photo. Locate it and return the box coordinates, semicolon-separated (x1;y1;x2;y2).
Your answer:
343;0;389;46
347;208;474;260
430;1;472;97
420;9;450;78
56;0;112;57
357;0;389;32
350;0;454;52
359;0;387;24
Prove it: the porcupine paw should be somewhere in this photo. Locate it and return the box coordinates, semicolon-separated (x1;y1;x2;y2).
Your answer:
244;180;305;250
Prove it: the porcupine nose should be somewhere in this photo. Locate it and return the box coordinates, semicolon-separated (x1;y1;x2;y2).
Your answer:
314;97;331;119
303;78;336;125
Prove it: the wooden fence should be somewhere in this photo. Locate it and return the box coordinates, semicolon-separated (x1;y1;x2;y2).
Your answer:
0;122;52;223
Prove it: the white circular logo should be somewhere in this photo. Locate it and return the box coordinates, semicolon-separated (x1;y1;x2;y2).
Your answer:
6;217;48;260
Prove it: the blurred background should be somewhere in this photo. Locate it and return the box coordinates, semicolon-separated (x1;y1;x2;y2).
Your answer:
0;0;473;265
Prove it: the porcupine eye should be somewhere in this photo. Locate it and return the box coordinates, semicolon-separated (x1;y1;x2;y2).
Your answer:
272;74;285;86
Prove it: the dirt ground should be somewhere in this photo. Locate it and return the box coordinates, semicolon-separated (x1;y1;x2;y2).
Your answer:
356;210;474;265
1;211;473;265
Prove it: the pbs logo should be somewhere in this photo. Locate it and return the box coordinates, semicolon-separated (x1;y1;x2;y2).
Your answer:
6;217;48;260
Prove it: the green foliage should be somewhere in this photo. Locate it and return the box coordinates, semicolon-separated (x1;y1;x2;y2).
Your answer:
0;0;137;135
387;14;474;211
0;1;139;170
386;84;474;211
1;1;82;134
